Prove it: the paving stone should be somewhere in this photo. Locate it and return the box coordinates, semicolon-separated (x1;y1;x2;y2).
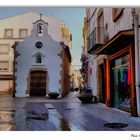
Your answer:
0;92;139;131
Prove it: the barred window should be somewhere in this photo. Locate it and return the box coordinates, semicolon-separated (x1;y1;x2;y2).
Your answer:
0;62;8;72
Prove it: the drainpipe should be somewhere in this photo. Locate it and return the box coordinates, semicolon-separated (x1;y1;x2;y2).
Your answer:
11;42;16;97
132;8;140;116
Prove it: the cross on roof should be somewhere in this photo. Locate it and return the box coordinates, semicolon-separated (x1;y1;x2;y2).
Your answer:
40;13;42;20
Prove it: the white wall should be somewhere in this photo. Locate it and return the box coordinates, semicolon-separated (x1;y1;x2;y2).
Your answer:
0;12;70;76
0;12;65;42
15;20;62;97
88;55;98;96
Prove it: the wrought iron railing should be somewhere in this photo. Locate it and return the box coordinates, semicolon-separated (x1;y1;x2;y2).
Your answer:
88;27;105;52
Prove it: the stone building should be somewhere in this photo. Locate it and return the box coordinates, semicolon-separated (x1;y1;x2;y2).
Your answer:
86;8;140;117
0;12;72;97
80;17;88;88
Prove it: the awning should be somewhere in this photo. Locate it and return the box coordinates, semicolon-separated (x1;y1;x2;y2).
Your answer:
0;75;13;80
96;30;134;55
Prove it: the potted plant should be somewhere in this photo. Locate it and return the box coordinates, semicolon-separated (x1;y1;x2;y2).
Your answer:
48;92;60;99
78;87;94;103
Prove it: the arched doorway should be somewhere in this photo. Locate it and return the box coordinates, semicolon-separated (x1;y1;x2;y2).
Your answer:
30;70;47;96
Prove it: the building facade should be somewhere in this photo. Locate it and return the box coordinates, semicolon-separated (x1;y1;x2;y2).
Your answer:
0;12;72;97
86;8;106;103
70;67;82;90
86;8;140;117
80;17;88;88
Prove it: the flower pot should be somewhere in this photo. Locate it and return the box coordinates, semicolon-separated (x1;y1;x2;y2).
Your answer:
78;94;93;103
48;92;60;99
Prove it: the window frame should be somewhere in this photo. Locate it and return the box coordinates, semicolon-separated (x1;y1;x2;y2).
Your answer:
4;28;13;38
112;8;124;22
19;28;28;38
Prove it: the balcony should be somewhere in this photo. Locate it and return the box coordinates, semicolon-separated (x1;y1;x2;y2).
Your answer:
88;27;105;54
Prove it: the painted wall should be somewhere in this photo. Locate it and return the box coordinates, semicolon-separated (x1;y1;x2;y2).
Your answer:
88;55;98;96
0;12;70;75
15;20;62;97
103;8;133;39
0;12;66;42
86;7;134;100
0;12;71;95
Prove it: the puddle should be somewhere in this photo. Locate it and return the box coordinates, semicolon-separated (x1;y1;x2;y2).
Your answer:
46;104;79;131
0;110;16;130
0;110;15;112
47;108;54;109
104;123;128;128
26;111;48;121
64;108;73;111
60;118;71;131
0;124;15;131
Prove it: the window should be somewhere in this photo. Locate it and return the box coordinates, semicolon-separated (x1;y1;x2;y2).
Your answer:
36;54;42;63
0;44;10;55
0;61;9;72
37;23;43;36
4;29;13;38
35;41;43;49
19;29;28;38
112;8;124;22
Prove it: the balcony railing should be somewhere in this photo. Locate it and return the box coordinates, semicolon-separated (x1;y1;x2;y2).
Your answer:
88;27;105;53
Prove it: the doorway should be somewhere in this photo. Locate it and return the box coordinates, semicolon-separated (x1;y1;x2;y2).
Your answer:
99;64;105;103
30;71;46;96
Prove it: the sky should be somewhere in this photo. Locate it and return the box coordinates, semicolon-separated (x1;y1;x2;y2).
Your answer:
0;7;86;70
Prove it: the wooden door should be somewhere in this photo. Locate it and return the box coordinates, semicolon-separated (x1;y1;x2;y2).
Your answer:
30;71;46;96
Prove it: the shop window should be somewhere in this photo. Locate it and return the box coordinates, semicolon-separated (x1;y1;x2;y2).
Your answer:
19;29;28;38
36;54;42;63
4;29;13;38
0;44;10;55
112;8;124;22
112;54;131;112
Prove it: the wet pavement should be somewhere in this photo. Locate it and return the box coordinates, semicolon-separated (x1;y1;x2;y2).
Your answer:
0;92;140;131
0;110;15;130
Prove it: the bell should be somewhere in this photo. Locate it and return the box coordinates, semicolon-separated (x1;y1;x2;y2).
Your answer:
39;26;42;30
38;30;42;34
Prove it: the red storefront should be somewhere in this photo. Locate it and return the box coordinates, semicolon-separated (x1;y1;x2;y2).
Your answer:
97;30;137;116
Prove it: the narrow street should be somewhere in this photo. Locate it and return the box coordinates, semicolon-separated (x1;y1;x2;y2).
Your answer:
0;92;140;131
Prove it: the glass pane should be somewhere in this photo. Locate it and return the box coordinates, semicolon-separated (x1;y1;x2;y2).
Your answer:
113;54;131;112
20;30;27;38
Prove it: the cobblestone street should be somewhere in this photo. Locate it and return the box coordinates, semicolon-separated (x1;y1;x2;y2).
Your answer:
0;92;140;131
